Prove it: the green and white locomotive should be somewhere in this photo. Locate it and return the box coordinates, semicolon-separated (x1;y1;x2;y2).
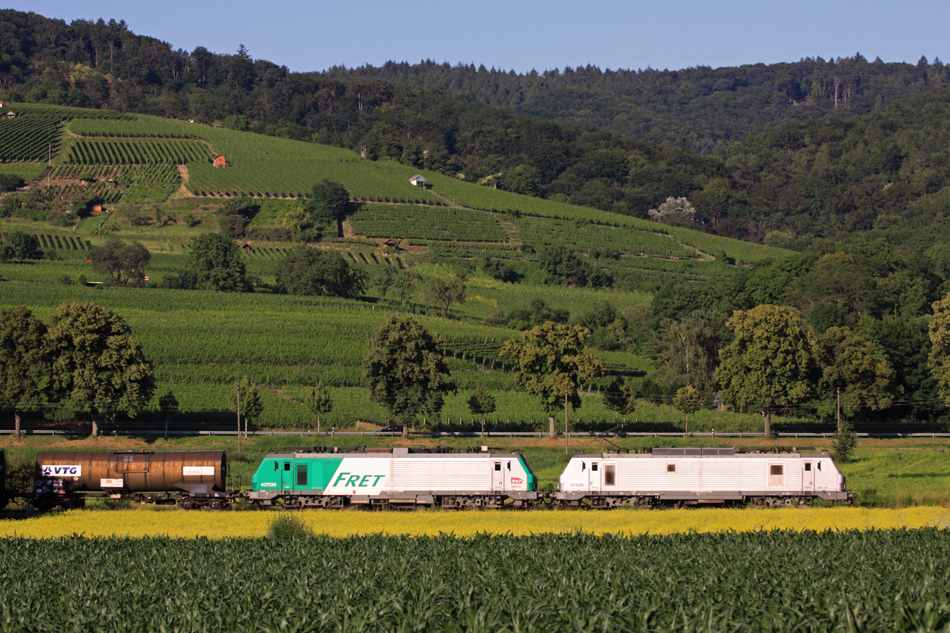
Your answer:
248;446;539;509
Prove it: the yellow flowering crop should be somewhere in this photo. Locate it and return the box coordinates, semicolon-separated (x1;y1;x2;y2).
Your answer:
2;506;949;539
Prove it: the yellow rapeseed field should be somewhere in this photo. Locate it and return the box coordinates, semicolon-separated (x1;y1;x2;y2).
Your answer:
2;506;949;539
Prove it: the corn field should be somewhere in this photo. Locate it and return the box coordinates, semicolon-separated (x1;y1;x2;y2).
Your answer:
1;528;949;631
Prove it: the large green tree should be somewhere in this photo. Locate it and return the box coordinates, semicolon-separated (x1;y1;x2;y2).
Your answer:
0;306;51;436
0;231;43;262
714;305;816;436
47;302;154;436
188;233;252;292
812;326;894;425
363;317;454;426
928;293;950;402
305;180;349;230
602;377;637;420
276;246;365;297
89;238;151;284
500;322;605;437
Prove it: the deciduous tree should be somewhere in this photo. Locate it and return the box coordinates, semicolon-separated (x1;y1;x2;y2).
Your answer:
188;233;252;292
276;246;365;298
602;377;636;419
500;322;605;437
89;238;151;284
305;180;349;230
0;307;51;436
672;385;703;433
423;277;467;318
714;305;816;436
467;385;496;436
928;293;950;402
47;302;154;437
305;382;333;434
232;376;264;435
812;326;894;424
363;317;453;425
0;231;43;262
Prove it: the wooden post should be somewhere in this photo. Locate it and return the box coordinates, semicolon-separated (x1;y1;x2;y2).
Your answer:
14;413;20;440
564;387;569;455
837;387;841;433
236;383;241;453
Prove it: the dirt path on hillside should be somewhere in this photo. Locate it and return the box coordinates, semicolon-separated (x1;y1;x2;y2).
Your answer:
176;165;194;197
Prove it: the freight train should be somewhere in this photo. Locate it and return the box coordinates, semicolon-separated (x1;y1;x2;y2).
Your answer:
0;446;853;510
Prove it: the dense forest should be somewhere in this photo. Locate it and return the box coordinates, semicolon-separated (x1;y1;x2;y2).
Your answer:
4;9;950;248
322;56;950;152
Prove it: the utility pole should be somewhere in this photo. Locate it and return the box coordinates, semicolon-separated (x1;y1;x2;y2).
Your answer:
236;383;242;453
564;387;569;455
836;387;841;433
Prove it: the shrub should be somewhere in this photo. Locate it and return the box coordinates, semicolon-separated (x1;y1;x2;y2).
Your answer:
268;514;312;541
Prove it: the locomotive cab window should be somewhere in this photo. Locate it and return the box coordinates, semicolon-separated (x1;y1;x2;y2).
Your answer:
592;463;598;472
507;461;511;470
805;463;812;471
667;464;676;473
284;462;291;472
494;463;501;471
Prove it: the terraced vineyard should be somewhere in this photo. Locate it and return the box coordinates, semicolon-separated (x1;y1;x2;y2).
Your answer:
42;164;181;205
64;138;212;165
349;203;509;242
0;114;62;161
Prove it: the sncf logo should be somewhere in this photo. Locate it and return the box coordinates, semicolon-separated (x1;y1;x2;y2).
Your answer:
510;477;523;484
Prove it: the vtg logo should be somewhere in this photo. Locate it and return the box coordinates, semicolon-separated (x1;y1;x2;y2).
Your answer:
41;465;82;477
510;477;523;485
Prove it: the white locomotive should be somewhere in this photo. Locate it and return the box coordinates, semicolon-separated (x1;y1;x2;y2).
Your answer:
555;447;852;508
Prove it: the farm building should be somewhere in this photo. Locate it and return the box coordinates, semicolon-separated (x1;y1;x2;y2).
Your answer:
213;155;226;167
409;175;426;186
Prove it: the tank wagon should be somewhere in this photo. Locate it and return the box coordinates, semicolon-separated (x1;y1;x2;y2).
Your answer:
34;451;236;509
555;447;852;508
248;446;539;509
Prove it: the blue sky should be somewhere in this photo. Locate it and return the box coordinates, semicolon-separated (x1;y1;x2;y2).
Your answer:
14;1;950;73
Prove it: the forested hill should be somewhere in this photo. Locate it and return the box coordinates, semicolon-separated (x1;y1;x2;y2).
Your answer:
322;56;950;153
7;9;950;247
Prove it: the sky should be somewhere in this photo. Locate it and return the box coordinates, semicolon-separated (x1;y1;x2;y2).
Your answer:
13;1;950;74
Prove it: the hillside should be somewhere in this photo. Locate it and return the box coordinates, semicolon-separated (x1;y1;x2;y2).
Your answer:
0;102;800;432
0;103;788;280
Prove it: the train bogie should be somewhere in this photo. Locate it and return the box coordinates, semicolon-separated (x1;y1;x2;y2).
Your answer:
555;447;852;507
248;447;539;509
